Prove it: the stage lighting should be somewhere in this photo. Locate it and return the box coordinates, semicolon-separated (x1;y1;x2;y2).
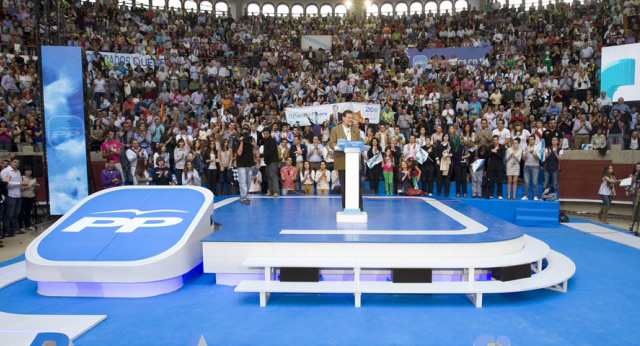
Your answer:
346;0;352;9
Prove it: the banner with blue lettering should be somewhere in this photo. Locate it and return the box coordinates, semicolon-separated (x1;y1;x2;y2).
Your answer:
285;102;381;126
86;51;164;69
405;46;492;69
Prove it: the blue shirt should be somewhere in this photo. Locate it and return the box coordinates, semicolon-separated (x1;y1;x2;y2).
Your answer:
610;103;631;118
468;101;482;117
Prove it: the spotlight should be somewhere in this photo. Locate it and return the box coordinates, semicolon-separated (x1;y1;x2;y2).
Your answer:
346;0;352;9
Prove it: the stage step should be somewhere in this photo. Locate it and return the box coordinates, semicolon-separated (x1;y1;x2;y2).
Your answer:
515;208;559;227
242;235;550;271
235;250;575;308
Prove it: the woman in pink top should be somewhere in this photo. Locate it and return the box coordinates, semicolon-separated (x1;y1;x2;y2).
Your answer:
280;157;298;195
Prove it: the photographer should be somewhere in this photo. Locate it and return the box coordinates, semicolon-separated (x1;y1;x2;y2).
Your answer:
235;130;255;205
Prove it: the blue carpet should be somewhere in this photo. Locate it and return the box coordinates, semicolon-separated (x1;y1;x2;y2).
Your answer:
0;254;25;268
206;196;524;243
1;222;639;345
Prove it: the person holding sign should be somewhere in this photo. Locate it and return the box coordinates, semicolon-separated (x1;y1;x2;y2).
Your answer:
328;110;363;209
366;137;382;194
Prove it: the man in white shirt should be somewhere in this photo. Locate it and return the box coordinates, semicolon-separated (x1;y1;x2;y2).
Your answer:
492;119;511;146
126;139;149;185
1;157;26;237
596;91;613;113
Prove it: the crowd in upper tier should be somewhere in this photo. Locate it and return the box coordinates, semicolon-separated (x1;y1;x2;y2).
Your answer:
2;0;640;200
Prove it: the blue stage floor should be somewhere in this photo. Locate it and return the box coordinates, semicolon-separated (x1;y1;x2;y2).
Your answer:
1;221;639;345
0;196;638;345
204;196;525;243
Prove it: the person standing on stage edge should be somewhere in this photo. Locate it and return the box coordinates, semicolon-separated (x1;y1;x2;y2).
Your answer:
328;110;363;210
236;132;255;204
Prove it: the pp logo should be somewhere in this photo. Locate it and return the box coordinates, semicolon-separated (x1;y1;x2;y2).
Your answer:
61;209;188;233
46;115;85;148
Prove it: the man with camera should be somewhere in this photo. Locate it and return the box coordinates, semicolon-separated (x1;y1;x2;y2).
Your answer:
235;130;255;205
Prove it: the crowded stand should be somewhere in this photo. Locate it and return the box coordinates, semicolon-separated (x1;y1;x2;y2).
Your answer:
2;0;640;211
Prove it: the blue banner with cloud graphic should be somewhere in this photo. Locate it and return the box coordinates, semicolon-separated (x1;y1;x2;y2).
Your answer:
601;58;636;100
41;46;89;215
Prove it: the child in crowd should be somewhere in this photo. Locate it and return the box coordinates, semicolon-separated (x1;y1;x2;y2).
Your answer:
383;148;395;195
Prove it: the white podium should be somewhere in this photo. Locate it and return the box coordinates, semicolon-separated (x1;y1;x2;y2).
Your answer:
335;140;369;223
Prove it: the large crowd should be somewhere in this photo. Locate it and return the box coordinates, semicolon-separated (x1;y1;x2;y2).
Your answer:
2;0;640;209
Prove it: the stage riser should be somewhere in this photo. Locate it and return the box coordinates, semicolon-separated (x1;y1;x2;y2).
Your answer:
203;238;525;274
215;271;494;286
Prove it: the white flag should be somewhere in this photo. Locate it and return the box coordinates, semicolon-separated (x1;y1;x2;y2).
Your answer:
471;159;485;172
415;148;429;165
366;151;382;169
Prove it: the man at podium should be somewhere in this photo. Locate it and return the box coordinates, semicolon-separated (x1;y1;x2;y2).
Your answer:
328;110;363;210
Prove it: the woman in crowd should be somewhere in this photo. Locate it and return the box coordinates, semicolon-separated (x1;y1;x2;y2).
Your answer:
90;119;105;151
162;127;176;167
417;127;429;147
590;127;608;155
544;137;563;196
320;121;330;145
134;159;151;185
300;161;315;194
181;160;201;186
598;165;617;224
420;137;436;196
435;132;453;197
12;118;31;152
219;139;232;194
461;124;475;149
315;161;331;195
511;122;530;151
487;135;506;199
522;136;540;200
134;122;152;155
19;166;38;232
505;137;523;200
205;140;219;195
453;139;471;198
398;160;413;194
189;140;206;178
364;127;375;146
367;137;382;194
173;138;188;186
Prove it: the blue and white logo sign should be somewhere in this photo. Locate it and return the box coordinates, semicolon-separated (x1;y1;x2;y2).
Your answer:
32;188;207;262
26;186;214;296
601;43;640;102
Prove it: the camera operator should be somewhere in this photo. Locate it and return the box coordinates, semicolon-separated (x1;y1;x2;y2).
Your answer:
235;129;255;205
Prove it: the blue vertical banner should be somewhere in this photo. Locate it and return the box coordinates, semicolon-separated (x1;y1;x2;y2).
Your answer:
41;46;89;215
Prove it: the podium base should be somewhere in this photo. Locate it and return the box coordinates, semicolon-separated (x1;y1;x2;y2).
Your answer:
336;211;368;223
